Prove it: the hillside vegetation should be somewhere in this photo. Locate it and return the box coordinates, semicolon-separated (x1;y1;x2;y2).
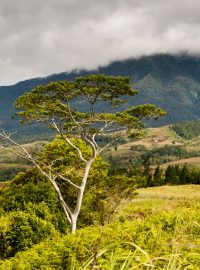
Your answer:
0;68;200;269
0;121;199;268
1;121;200;183
171;119;200;139
108;123;200;169
0;184;200;269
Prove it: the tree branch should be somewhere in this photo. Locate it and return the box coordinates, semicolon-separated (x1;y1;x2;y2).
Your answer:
99;138;117;154
84;136;97;159
51;118;88;163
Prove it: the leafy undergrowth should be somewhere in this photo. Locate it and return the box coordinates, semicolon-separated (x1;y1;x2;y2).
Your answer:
0;185;200;269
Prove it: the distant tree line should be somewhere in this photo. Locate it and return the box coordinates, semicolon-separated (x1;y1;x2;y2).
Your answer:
171;119;200;140
108;153;200;187
138;145;200;165
0;167;27;182
144;164;200;187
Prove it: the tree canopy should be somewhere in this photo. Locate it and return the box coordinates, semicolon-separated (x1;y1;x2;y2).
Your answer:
15;74;165;136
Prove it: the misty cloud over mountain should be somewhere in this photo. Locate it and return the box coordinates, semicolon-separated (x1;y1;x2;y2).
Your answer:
1;0;200;85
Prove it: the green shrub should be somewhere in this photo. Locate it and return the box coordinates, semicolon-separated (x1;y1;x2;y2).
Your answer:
0;199;200;269
0;210;58;259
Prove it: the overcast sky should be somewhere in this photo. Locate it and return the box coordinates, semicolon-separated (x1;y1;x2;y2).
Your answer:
1;0;200;85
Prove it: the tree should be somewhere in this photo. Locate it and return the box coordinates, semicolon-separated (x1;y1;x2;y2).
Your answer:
165;165;180;185
142;155;151;178
153;165;163;186
180;164;189;184
0;74;165;233
165;165;172;184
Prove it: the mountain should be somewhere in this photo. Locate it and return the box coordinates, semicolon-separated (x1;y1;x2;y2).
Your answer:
1;53;200;137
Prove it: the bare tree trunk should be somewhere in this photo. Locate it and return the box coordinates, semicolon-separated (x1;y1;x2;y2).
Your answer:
71;158;94;233
71;215;78;234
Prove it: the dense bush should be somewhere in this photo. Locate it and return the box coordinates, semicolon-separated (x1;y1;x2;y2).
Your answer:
0;169;67;259
0;199;200;269
0;209;58;259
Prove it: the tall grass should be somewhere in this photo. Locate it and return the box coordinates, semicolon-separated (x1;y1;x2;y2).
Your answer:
0;185;200;269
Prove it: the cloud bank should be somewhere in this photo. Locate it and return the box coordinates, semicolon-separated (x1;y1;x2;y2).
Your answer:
0;0;200;85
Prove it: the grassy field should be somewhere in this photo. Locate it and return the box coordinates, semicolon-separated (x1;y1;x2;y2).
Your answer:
159;157;200;170
136;184;200;200
1;184;200;269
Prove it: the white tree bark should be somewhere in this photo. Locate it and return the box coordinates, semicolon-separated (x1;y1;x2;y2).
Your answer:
71;158;95;233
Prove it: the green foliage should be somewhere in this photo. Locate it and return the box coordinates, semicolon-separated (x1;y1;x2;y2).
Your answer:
172;119;200;139
0;137;137;257
0;191;200;269
0;172;67;260
0;167;27;182
153;166;164;186
126;104;165;120
39;137;137;226
0;169;60;213
0;169;68;240
74;74;137;103
0;210;58;259
14;74;165;136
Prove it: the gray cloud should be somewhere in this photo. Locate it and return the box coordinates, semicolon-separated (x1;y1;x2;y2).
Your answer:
0;0;200;85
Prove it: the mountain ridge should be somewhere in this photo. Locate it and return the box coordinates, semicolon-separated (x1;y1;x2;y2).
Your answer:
1;53;200;135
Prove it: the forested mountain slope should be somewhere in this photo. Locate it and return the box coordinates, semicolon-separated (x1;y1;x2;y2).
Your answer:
1;54;200;135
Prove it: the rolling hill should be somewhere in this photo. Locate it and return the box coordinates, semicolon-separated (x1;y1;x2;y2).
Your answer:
107;123;200;169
